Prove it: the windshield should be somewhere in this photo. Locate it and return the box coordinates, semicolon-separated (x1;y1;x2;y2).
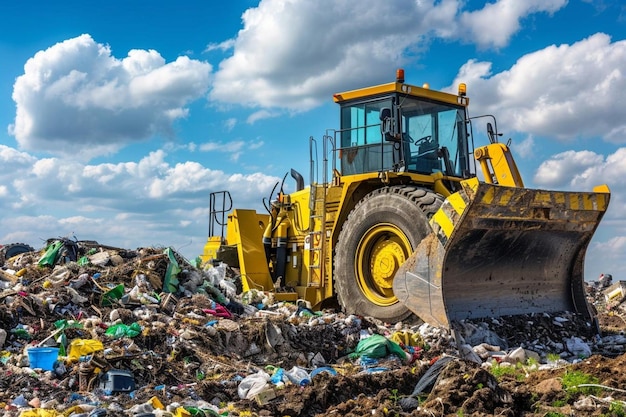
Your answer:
401;99;469;176
339;95;470;176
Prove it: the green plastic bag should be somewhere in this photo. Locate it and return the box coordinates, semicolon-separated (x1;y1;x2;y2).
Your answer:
101;284;125;307
54;319;83;331
105;322;142;339
38;240;63;267
350;334;408;362
162;247;181;293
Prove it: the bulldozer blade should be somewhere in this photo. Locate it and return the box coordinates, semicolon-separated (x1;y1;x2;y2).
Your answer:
393;178;610;329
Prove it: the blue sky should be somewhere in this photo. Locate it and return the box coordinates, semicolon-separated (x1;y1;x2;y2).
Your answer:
1;0;625;281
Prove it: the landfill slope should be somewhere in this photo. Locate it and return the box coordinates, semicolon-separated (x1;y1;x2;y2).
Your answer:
1;240;626;417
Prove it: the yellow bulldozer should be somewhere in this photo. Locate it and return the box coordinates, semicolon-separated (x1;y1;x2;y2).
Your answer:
201;69;610;329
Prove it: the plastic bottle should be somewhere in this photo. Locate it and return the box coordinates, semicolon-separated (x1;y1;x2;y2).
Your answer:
285;366;310;386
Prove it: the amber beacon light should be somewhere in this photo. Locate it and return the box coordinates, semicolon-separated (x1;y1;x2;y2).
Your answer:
396;68;405;83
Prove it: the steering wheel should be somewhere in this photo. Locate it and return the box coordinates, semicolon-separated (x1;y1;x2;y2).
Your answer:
414;135;432;145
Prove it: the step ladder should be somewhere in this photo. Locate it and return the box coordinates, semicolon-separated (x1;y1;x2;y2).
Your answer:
307;183;326;287
306;134;335;288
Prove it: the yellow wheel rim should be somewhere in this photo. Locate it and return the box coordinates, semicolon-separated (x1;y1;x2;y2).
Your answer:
355;223;412;307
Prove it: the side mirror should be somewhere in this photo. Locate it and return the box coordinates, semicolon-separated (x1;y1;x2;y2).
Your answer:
380;108;397;141
487;122;496;143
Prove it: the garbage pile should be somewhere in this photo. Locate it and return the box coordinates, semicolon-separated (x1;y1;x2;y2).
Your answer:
1;239;625;416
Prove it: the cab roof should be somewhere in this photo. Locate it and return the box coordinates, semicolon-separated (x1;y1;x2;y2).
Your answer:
332;80;469;107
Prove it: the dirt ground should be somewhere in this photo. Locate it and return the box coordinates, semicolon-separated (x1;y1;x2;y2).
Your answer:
1;245;626;416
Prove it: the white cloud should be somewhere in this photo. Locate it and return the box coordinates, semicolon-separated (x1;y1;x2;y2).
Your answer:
247;110;279;124
458;0;566;49
594;235;626;257
224;118;237;132
511;135;535;158
449;34;626;144
0;146;280;259
9;34;212;160
533;147;626;228
200;140;245;153
205;39;236;53
533;150;604;189
210;0;561;112
198;139;264;162
588;234;626;279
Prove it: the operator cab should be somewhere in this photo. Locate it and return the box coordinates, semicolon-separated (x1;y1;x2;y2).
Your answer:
335;72;471;178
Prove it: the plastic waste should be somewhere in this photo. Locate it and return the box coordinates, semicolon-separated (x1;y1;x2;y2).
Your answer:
12;394;28;406
0;328;7;347
13;409;63;417
285;366;311;386
390;330;423;347
163;248;181;293
410;356;454;396
350;334;409;362
101;284;125;307
38;240;64;267
237;370;270;399
310;366;337;378
205;262;226;286
565;336;592;358
99;369;136;394
70;273;90;289
67;339;104;362
11;327;31;340
45;266;71;287
269;367;285;386
105;322;142;339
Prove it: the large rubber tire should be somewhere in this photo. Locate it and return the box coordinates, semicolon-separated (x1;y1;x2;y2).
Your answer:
0;243;35;264
334;185;443;323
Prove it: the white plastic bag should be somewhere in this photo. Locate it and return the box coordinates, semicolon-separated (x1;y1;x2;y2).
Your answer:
565;336;591;358
237;370;270;399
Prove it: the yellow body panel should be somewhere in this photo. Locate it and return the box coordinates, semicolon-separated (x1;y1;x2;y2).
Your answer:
225;209;274;292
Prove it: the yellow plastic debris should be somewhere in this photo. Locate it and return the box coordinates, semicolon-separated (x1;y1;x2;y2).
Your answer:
390;330;423;347
63;405;85;416
149;396;164;410
18;409;62;417
174;407;191;417
67;339;104;362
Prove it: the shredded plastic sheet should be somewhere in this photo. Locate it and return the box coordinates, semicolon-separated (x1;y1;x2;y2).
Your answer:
37;241;63;267
67;339;104;362
163;247;181;293
17;409;63;417
105;322;142;339
349;334;409;362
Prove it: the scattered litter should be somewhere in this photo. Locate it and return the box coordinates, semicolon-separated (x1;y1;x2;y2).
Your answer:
0;239;625;416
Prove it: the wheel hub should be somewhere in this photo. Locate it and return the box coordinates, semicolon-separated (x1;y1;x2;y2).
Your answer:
356;224;411;306
370;238;406;287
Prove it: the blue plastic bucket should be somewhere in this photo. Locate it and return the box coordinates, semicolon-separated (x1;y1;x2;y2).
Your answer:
27;347;59;370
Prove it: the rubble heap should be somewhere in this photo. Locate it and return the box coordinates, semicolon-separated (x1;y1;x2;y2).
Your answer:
0;239;625;416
